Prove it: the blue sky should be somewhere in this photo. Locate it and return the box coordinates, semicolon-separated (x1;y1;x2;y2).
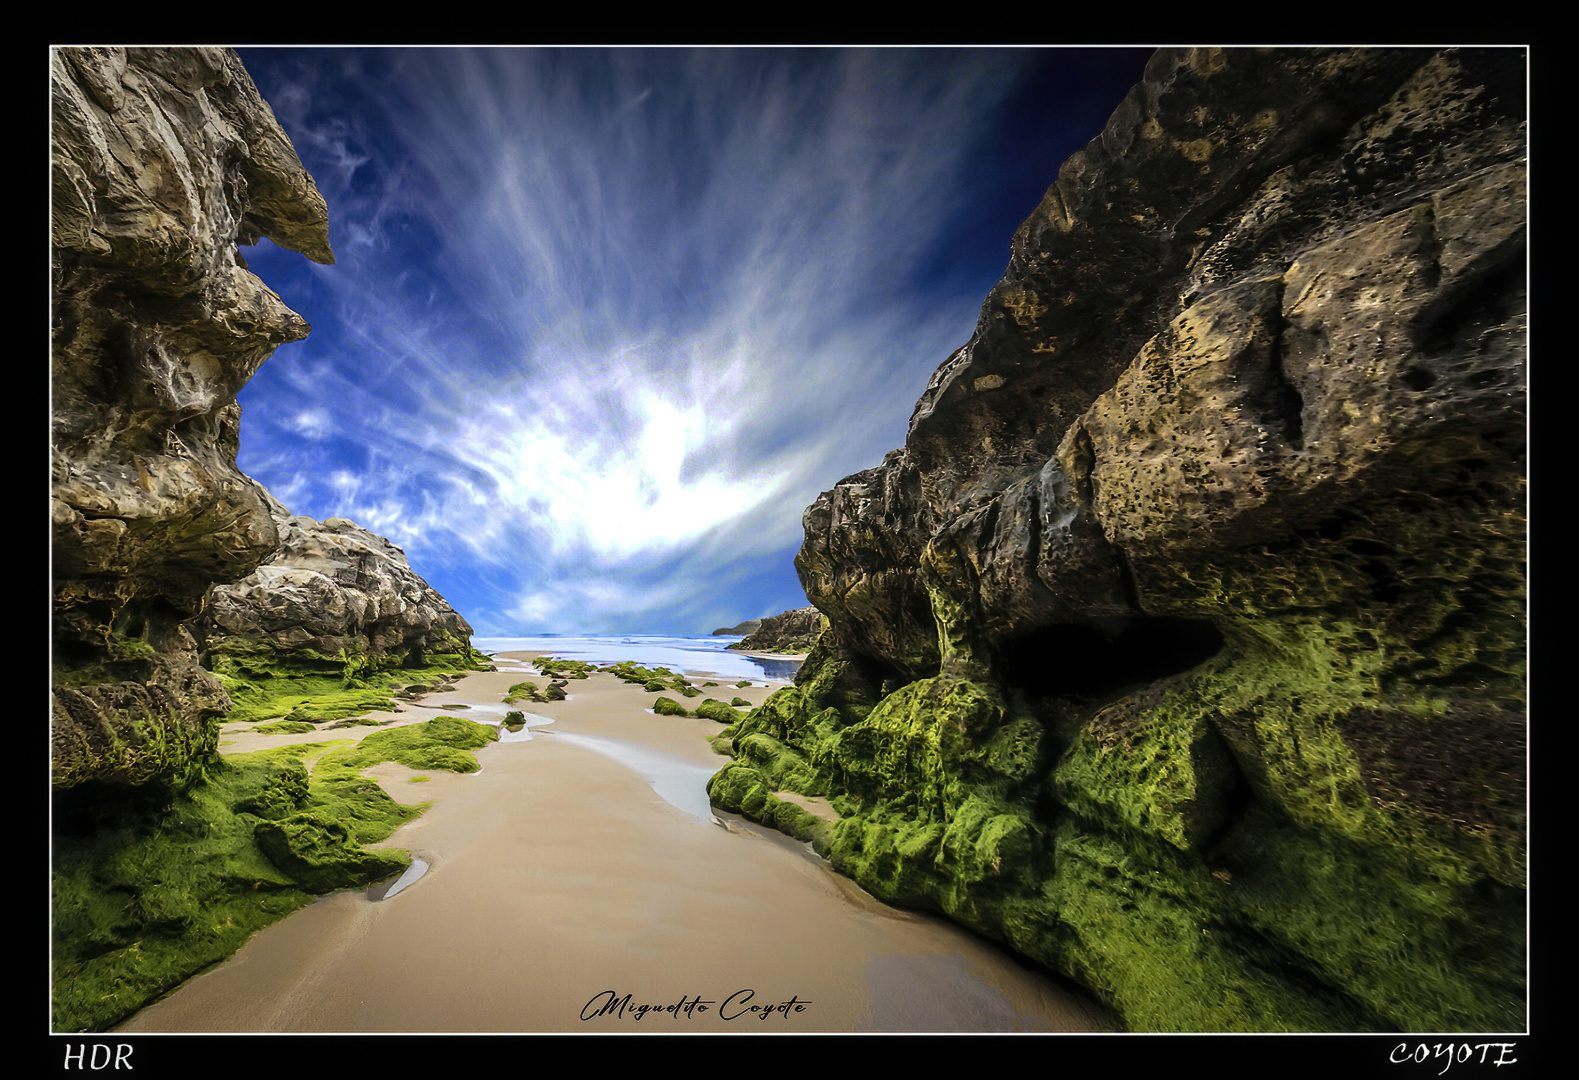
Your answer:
232;46;1151;636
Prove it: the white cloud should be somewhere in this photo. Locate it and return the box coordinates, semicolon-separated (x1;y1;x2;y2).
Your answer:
239;48;1030;632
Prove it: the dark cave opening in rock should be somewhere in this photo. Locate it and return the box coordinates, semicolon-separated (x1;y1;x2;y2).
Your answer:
999;617;1225;698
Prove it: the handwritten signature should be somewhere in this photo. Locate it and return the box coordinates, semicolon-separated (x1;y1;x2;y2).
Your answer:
581;989;810;1022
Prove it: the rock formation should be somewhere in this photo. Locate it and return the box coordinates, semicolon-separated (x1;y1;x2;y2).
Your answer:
51;47;335;797
711;47;1525;1032
712;619;763;636
728;607;824;654
202;488;475;666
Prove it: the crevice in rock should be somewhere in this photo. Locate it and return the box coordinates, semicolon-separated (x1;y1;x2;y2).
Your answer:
1115;549;1145;613
1415;204;1443;292
1409;241;1525;358
1266;276;1305;449
999;617;1225;700
1201;734;1257;857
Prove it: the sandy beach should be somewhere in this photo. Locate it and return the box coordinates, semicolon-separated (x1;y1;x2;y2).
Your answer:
114;654;1117;1034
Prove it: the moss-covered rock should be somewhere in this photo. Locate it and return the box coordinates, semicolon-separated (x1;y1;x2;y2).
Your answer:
52;717;498;1033
533;656;594;679
253;719;319;735
210;639;487;726
505;680;547;703
253;815;409;894
694;698;743;724
712;48;1526;1032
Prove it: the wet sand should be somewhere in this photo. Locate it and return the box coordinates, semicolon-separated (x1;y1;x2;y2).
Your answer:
115;655;1117;1034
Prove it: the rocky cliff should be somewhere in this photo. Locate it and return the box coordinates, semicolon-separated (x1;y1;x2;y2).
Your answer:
728;607;824;654
51;47;335;798
199;490;482;722
50;48;493;1032
710;47;1525;1032
203;488;474;663
712;619;763;636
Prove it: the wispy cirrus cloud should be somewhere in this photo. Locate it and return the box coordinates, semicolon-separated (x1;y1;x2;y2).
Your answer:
233;46;1147;634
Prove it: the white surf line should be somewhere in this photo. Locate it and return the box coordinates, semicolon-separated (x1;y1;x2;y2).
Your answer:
539;730;721;825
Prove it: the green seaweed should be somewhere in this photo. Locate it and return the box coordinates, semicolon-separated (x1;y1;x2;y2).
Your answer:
707;553;1525;1032
52;717;499;1033
693;699;743;724
505;680;546;703
210;639;488;725
252;719;318;735
532;656;594;679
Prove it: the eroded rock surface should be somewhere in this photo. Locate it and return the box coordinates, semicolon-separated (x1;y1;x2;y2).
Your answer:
712;47;1525;1032
51;47;335;795
203;489;475;665
729;607;823;654
712;619;763;636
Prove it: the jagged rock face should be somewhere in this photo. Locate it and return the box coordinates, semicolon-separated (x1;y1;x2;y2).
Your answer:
203;490;475;663
722;47;1526;1031
712;619;762;636
51;47;334;793
799;46;1524;675
730;607;824;654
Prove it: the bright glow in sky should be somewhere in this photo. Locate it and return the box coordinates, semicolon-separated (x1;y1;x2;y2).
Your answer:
233;46;1151;635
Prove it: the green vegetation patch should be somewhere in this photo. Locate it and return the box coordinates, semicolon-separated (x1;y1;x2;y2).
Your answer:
606;660;704;697
705;542;1525;1031
708;762;834;853
694;698;743;724
533;656;594;679
505;680;546;703
210;640;488;726
53;717;498;1033
252;719;318;735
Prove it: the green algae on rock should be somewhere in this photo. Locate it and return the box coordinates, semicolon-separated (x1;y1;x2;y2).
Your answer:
505;680;548;704
210;638;487;726
694;698;745;724
709;47;1526;1033
532;656;595;679
52;717;499;1033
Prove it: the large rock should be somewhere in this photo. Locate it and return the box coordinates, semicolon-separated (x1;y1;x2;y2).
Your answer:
51;47;334;794
713;47;1525;1032
711;619;762;636
728;607;823;654
203;489;475;664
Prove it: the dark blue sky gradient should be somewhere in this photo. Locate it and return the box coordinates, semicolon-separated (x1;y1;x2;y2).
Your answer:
231;46;1152;635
